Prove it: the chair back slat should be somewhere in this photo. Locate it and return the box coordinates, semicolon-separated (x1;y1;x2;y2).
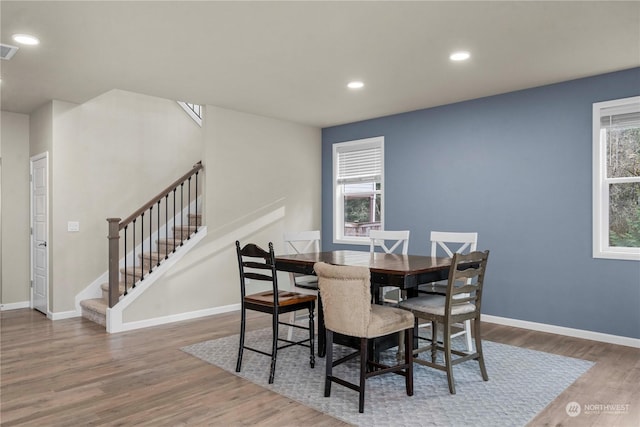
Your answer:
430;231;478;258
240;243;272;260
242;261;273;270
283;230;321;254
244;272;273;282
369;230;410;255
444;250;489;316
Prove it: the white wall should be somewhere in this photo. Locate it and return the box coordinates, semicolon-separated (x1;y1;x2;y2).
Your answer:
48;90;202;313
0;111;31;305
122;105;321;322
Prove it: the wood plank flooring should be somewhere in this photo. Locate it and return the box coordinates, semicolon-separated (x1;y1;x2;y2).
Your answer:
1;309;638;426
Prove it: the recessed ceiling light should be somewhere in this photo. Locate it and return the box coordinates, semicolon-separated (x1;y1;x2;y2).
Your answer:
12;34;39;46
450;51;470;61
347;81;364;89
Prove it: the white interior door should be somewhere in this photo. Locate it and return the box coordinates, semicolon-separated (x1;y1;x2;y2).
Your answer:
31;155;48;314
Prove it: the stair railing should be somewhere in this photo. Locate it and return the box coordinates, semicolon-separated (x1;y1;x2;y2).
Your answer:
107;161;203;308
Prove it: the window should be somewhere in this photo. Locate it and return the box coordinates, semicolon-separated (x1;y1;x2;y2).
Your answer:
333;136;384;244
177;101;203;127
593;96;640;260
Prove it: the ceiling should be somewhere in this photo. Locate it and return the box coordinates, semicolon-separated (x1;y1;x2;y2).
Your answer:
1;1;639;128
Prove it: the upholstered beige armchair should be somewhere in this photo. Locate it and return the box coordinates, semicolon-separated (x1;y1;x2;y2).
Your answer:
314;262;414;413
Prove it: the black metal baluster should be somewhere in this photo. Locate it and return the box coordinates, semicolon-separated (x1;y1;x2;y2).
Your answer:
165;194;169;260
172;188;177;254
140;213;145;282
149;206;153;274
187;177;192;240
194;171;199;233
180;183;184;246
157;200;161;267
132;219;136;289
124;225;128;296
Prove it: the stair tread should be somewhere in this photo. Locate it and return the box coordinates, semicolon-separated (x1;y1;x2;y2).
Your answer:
174;224;198;230
156;238;185;252
100;281;130;294
157;237;184;244
139;252;168;259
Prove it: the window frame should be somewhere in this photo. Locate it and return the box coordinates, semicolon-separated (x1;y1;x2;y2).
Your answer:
332;136;384;245
592;96;640;261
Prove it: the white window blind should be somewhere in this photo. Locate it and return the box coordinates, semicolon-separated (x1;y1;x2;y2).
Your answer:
600;110;640;130
336;145;382;184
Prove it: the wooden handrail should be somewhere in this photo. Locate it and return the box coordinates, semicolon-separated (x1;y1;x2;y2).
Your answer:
119;161;202;229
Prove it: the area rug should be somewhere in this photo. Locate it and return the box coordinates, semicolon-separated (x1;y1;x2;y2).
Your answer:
181;328;594;426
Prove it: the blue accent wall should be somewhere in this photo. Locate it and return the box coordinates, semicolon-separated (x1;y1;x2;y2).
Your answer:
322;68;640;339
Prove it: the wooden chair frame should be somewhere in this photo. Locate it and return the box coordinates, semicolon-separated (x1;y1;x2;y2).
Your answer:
235;241;316;384
402;250;490;394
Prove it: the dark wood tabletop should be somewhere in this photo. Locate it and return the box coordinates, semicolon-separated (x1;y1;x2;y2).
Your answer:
275;250;452;289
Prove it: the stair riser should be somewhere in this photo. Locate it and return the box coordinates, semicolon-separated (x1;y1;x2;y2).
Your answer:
156;239;187;255
188;214;202;226
81;307;107;327
101;287;129;302
121;271;147;285
172;228;197;240
138;254;167;270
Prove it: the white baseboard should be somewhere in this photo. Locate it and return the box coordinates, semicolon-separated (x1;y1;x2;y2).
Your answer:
49;310;80;320
0;301;30;311
482;314;640;349
111;303;240;333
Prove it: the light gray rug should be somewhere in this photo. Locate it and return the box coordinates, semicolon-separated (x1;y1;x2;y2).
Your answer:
181;328;594;426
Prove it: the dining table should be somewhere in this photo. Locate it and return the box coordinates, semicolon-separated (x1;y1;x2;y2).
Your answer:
275;250;454;357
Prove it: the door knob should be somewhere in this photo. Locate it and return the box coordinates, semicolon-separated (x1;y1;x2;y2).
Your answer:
38;242;47;247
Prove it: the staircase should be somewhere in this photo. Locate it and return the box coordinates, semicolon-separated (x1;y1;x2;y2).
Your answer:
80;213;202;326
78;161;204;330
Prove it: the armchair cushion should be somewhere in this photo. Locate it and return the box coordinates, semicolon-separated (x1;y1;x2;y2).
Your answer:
367;305;414;338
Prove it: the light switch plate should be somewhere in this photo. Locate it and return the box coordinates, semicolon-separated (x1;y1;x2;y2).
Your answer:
68;221;80;232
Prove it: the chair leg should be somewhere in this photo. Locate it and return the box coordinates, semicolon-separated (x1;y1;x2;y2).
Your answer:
431;320;438;363
324;330;333;397
474;318;489;381
444;323;456;394
268;311;278;384
404;328;414;396
397;329;405;362
308;303;315;368
464;319;474;352
359;338;368;413
235;306;246;373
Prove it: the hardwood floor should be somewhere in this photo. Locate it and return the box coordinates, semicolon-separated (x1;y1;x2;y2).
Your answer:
1;309;638;426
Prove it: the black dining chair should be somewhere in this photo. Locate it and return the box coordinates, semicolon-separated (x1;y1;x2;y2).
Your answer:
235;241;316;384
